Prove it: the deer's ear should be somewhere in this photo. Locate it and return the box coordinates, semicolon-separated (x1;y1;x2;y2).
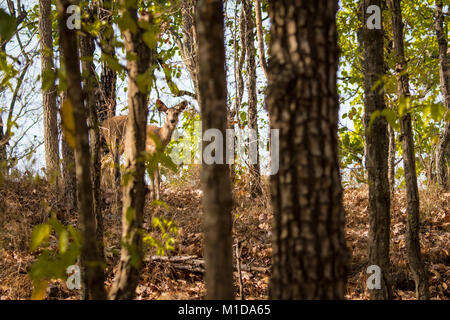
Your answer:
177;100;188;111
156;99;168;112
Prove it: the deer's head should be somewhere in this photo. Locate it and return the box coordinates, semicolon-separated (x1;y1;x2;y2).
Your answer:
156;99;188;132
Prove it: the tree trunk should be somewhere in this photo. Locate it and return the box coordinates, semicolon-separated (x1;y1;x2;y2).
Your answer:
254;0;268;80
60;90;77;210
197;0;234;299
98;0;121;214
243;0;262;198
98;0;117;122
359;0;392;300
389;0;429;300
0;113;7;177
388;124;396;197
267;0;349;299
79;7;105;266
38;0;60;184
434;0;450;190
108;7;153;300
56;0;106;300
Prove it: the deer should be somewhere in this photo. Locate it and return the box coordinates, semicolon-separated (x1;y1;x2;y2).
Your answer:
100;99;188;200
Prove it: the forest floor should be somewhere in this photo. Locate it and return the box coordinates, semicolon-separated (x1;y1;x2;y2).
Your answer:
0;174;448;300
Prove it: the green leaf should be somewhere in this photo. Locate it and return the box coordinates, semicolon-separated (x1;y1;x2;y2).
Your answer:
0;9;17;42
59;230;69;254
429;103;446;122
398;97;410;117
31;280;48;300
60;99;76;149
30;224;51;252
381;109;398;130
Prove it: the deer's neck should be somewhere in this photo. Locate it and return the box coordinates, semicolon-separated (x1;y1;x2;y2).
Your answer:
159;122;174;147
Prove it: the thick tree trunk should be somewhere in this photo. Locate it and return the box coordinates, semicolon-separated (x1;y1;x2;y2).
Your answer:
434;0;450;190
267;0;349;299
108;7;153;300
79;8;105;266
197;0;234;299
56;0;106;300
388;124;396;197
38;0;60;184
389;0;429;300
243;0;262;198
360;0;392;300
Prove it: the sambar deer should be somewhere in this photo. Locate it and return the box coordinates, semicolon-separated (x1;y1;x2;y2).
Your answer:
100;99;188;200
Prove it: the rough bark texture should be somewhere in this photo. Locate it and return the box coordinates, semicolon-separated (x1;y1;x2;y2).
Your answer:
243;0;262;198
60;90;77;210
98;0;117;122
267;0;349;299
434;0;450;190
388;124;396;197
230;5;247;126
359;0;392;300
79;8;105;266
197;0;234;299
38;0;60;184
108;6;152;300
56;0;106;300
389;0;429;300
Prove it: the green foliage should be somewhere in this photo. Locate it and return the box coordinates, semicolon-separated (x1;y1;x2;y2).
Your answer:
29;216;82;300
143;214;178;256
0;8;17;42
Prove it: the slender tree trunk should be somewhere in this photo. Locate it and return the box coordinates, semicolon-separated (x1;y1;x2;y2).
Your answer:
0;113;7;177
359;0;392;300
254;0;268;80
108;7;153;300
434;0;450;190
243;0;262;198
267;0;349;299
388;124;396;197
79;7;105;265
60;90;77;210
197;0;234;299
98;0;117;122
389;0;429;300
38;0;60;184
56;0;106;300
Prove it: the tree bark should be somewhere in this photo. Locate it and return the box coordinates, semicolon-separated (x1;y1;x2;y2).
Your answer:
434;0;450;190
197;0;234;299
98;0;117;122
388;124;396;197
79;6;105;266
254;0;268;80
359;0;392;300
38;0;60;184
60;90;77;210
56;0;106;300
243;0;262;198
267;0;349;299
389;0;429;300
108;6;153;300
